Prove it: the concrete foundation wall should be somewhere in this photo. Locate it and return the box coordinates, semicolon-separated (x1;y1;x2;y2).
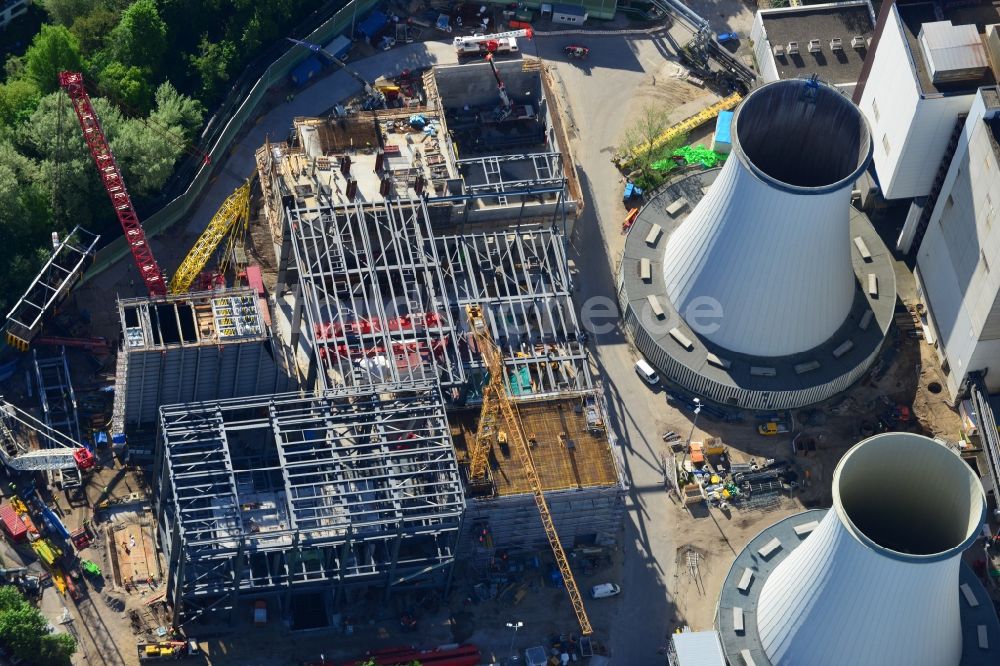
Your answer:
435;62;543;109
462;484;625;556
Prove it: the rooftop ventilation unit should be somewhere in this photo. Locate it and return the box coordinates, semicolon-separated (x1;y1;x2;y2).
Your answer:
773;43;786;57
787;41;799;55
852;35;866;49
661;79;873;356
755;433;986;665
830;37;843;51
808;39;822;53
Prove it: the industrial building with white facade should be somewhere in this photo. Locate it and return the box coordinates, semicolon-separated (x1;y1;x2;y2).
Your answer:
842;0;1000;401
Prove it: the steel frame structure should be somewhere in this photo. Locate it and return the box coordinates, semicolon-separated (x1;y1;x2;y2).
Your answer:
4;227;100;351
435;229;592;399
33;348;83;487
155;385;464;625
33;348;81;444
285;197;464;391
455;152;565;197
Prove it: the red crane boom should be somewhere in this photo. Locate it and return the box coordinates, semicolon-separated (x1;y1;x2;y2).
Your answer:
58;71;166;297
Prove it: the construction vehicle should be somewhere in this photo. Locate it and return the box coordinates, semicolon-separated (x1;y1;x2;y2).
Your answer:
758;421;790;436
0;398;95;476
168;182;251;294
482;52;535;124
454;28;532;55
137;639;200;661
59;72;167;297
465;304;593;635
286;38;386;109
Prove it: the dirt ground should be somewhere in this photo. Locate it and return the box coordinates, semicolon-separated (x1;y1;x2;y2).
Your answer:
657;326;962;630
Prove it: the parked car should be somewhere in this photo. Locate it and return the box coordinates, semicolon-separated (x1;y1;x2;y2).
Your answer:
253;600;267;626
634;359;660;387
758;421;790;436
590;583;621;599
717;31;739;43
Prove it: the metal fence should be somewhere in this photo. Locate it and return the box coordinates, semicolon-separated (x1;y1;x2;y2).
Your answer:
81;0;381;283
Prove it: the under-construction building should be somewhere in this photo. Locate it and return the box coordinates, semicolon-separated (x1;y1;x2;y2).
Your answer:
153;57;623;625
111;289;290;455
154;384;464;626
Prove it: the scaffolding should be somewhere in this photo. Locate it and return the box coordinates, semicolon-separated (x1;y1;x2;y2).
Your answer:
436;229;592;400
4;227;100;351
155;384;464;625
285;197;464;391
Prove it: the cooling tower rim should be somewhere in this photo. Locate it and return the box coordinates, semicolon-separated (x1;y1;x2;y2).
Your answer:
831;432;986;563
730;79;874;195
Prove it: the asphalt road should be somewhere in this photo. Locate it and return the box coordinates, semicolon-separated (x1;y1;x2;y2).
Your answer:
533;33;698;662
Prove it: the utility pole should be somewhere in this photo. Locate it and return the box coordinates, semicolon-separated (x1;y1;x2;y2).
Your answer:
507;620;524;662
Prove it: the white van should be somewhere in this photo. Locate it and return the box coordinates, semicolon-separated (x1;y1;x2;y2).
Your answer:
634;359;660;386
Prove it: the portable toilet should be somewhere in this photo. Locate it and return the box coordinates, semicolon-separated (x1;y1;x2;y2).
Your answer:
712;110;733;154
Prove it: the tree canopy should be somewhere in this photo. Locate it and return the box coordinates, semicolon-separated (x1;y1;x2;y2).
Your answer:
0;586;76;666
0;0;325;314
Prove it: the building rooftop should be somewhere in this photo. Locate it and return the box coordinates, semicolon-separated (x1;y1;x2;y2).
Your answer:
671;630;727;666
715;509;1000;665
450;394;620;496
761;3;875;85
619;169;896;406
897;1;997;95
118;288;267;351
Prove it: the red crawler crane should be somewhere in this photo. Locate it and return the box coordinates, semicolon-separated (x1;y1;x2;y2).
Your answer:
58;71;166;297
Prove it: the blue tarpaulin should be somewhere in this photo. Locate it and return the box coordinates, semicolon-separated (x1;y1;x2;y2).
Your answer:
290;55;323;86
356;10;389;42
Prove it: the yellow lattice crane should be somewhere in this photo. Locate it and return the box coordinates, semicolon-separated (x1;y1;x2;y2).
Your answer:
466;304;593;636
168;181;251;294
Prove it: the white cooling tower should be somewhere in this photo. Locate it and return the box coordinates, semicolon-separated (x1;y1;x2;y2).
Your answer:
662;79;873;356
754;433;986;666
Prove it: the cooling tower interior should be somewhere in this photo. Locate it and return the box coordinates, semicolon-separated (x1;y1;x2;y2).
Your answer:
715;432;1000;666
836;433;984;556
734;81;871;189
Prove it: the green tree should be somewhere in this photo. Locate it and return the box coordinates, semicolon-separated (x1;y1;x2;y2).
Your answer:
38;0;93;26
0;79;42;126
38;632;77;665
149;81;204;140
70;5;122;55
187;35;236;102
0;586;75;665
113;117;185;194
108;0;167;74
99;61;154;113
23;24;84;93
